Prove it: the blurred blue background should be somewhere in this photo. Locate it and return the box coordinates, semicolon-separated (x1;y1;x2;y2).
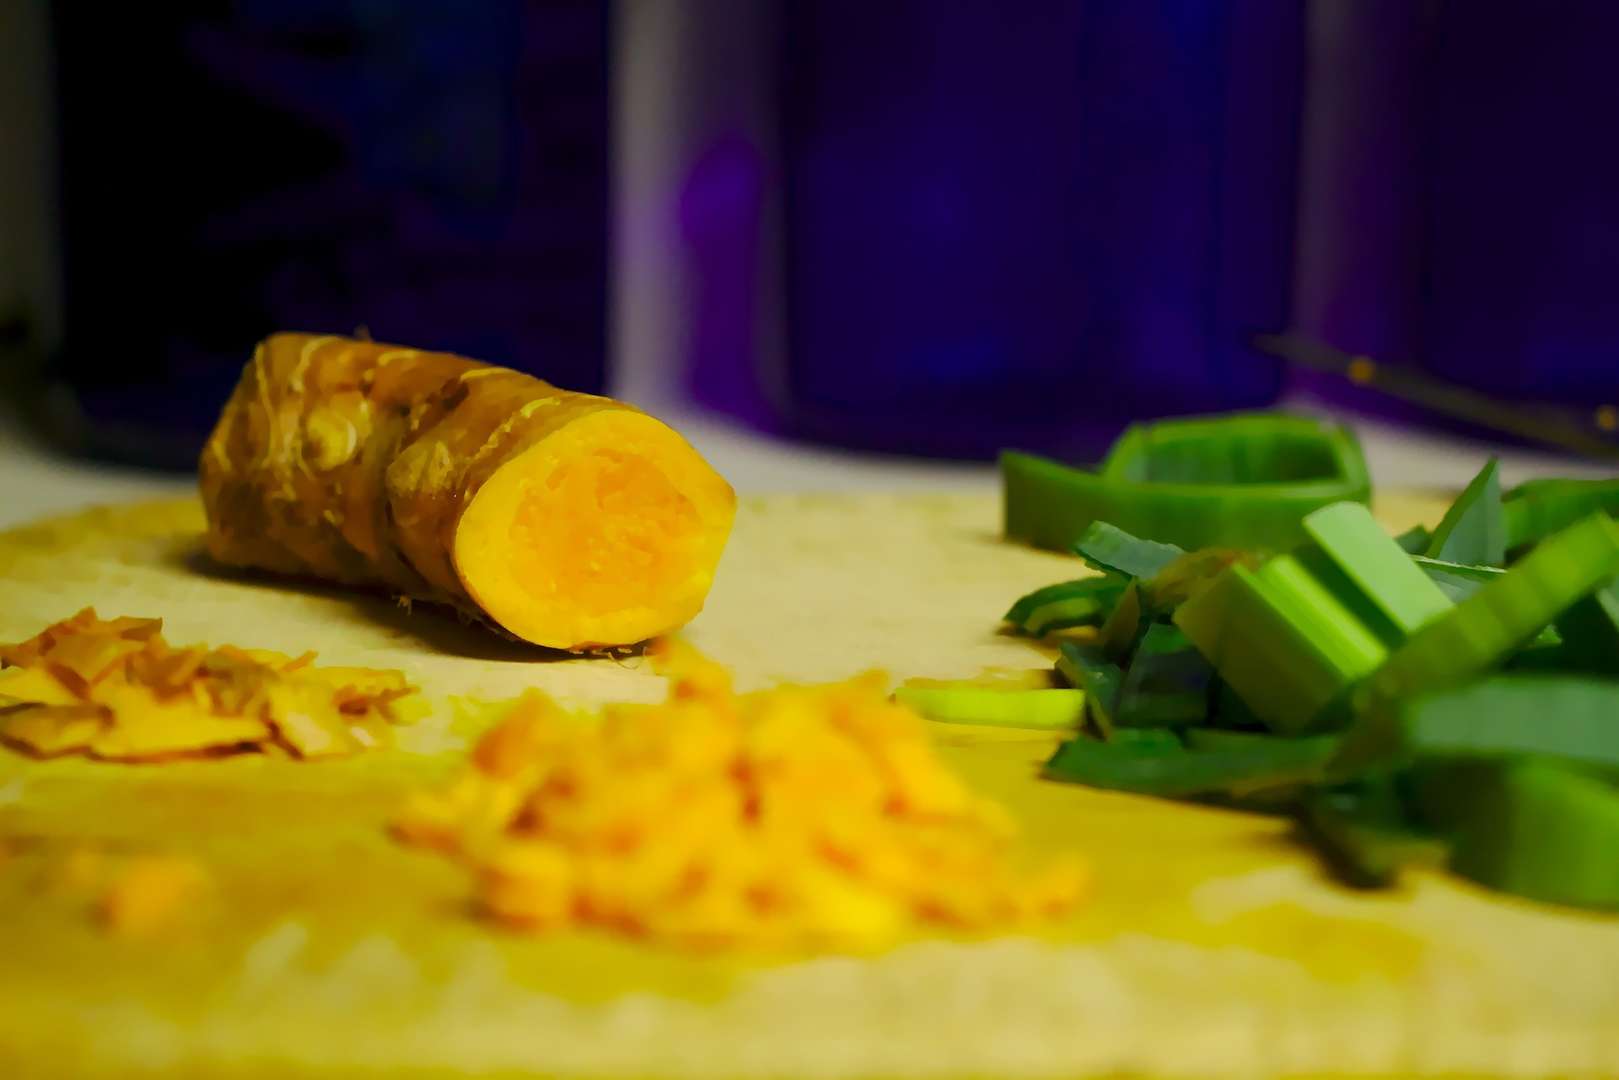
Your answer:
2;0;1619;470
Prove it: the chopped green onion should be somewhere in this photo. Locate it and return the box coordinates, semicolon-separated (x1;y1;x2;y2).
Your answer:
1211;680;1266;730
1183;729;1346;808
1020;581;1131;637
1503;626;1570;671
1549;578;1619;676
1335;513;1619;775
1023;598;1110;637
1302;502;1452;636
1106;728;1186;753
1174;565;1361;734
1045;731;1339;798
1412;556;1559;649
1410;759;1619;909
1425;457;1505;567
1503;477;1619;552
1004;576;1121;628
1096;581;1145;660
1056;642;1124;738
1100;413;1366;489
1004;569;1132;639
1412;555;1500;603
1393;525;1433;554
1071;522;1185;580
1114;624;1214;728
1252;553;1388;682
1142;548;1259;613
1287;544;1404;650
1182;727;1335;753
893;687;1087;730
1301;785;1447;888
1004;437;1619;912
1002;414;1370;553
1394;676;1619;771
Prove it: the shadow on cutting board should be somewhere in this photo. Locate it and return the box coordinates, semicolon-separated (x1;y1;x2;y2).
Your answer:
169;542;596;665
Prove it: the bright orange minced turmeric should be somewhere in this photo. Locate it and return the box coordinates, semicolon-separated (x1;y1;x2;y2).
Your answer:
200;333;736;651
395;642;1088;951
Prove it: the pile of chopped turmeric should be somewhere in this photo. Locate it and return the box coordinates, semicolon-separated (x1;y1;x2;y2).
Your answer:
0;608;417;761
395;642;1087;951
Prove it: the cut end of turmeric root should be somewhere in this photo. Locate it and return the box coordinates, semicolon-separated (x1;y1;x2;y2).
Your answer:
395;641;1089;952
454;409;734;650
199;333;736;652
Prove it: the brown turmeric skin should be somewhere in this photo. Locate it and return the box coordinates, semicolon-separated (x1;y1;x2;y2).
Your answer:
199;333;736;651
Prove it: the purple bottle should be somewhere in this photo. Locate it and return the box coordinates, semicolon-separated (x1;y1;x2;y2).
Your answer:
1296;0;1619;425
685;0;1304;461
46;2;608;469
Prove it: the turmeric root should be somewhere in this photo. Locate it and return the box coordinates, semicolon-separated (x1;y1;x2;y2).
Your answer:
199;333;736;651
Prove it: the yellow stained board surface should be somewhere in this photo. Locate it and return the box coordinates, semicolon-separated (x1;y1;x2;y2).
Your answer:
0;492;1616;1078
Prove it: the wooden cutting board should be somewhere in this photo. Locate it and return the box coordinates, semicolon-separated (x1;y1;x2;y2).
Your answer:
1;492;1617;1079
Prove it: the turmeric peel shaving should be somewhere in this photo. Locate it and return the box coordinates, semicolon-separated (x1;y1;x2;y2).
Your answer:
0;608;416;762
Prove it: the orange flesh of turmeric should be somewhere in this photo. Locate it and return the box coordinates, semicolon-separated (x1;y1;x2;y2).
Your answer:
199;333;736;651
